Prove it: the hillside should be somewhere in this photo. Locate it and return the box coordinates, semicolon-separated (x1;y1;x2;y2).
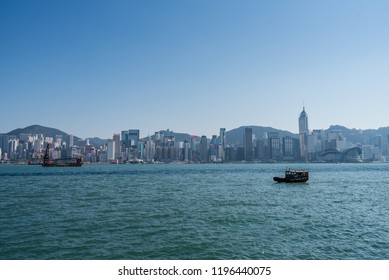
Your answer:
6;125;79;140
324;125;389;144
5;124;107;147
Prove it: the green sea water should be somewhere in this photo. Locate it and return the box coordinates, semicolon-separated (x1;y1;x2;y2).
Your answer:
1;163;389;259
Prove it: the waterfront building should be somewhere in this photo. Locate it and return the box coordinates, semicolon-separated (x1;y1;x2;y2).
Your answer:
33;139;42;153
299;107;309;160
0;134;10;157
137;142;145;160
183;140;190;162
190;136;200;162
319;147;363;163
144;138;155;162
121;129;140;149
256;133;270;161
163;131;175;147
210;135;218;162
45;137;53;144
113;133;120;160
370;135;383;154
84;142;96;162
107;139;115;161
219;128;226;161
282;136;295;161
244;127;253;161
55;135;62;145
121;129;140;160
8;137;18;160
220;128;226;148
325;132;350;151
68;134;74;148
199;136;208;163
362;145;382;162
268;133;282;160
307;129;324;161
98;151;107;163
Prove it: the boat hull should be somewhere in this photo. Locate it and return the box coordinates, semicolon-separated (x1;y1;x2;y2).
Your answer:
42;158;83;167
273;176;308;183
42;162;83;167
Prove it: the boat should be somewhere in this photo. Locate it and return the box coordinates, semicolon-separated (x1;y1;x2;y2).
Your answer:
129;159;144;164
28;160;43;165
42;144;83;167
273;169;309;183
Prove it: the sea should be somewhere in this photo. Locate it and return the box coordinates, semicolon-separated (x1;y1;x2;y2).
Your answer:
0;163;389;260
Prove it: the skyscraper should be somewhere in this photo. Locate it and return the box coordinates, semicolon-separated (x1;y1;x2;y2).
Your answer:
199;136;208;163
113;133;120;159
219;128;226;162
68;134;74;148
299;107;309;160
219;128;226;148
107;139;115;161
244;127;253;161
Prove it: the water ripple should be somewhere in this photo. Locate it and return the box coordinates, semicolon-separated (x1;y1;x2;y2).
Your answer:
1;163;389;259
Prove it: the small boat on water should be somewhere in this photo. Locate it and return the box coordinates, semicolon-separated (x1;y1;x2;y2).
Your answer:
273;169;309;183
28;161;43;165
42;144;83;167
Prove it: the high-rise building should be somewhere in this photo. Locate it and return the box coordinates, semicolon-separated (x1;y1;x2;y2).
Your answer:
144;138;155;162
210;135;218;162
8;137;19;160
121;129;140;160
68;134;74;148
113;133;120;159
183;140;190;162
244;127;253;161
299;107;309;160
191;136;200;162
128;130;140;147
33;139;42;153
269;133;282;160
0;134;10;156
107;139;115;161
220;128;226;148
282;136;296;160
219;128;226;162
121;130;140;149
199;136;208;163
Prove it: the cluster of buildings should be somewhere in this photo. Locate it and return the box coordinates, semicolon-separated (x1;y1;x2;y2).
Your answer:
1;108;388;163
0;133;82;163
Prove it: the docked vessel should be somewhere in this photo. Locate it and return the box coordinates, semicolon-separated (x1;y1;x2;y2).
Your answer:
42;144;83;167
273;169;309;183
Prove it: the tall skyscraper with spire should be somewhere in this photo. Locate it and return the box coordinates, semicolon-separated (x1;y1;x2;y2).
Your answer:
299;107;309;160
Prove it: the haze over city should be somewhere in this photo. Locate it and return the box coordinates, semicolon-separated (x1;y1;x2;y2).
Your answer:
1;0;389;139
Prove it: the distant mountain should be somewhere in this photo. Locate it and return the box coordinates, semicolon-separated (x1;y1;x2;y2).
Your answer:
6;125;81;141
324;125;389;144
5;124;110;147
226;126;297;146
147;130;192;143
87;137;108;147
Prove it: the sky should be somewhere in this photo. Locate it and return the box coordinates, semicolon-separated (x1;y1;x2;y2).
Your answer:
1;0;389;139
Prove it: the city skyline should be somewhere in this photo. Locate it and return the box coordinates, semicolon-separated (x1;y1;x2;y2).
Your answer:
1;1;389;139
1;106;389;163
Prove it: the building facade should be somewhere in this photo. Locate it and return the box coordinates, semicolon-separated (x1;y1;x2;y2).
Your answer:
244;127;253;161
299;107;309;160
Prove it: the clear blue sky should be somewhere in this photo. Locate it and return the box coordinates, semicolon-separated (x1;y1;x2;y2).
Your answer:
1;0;388;139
